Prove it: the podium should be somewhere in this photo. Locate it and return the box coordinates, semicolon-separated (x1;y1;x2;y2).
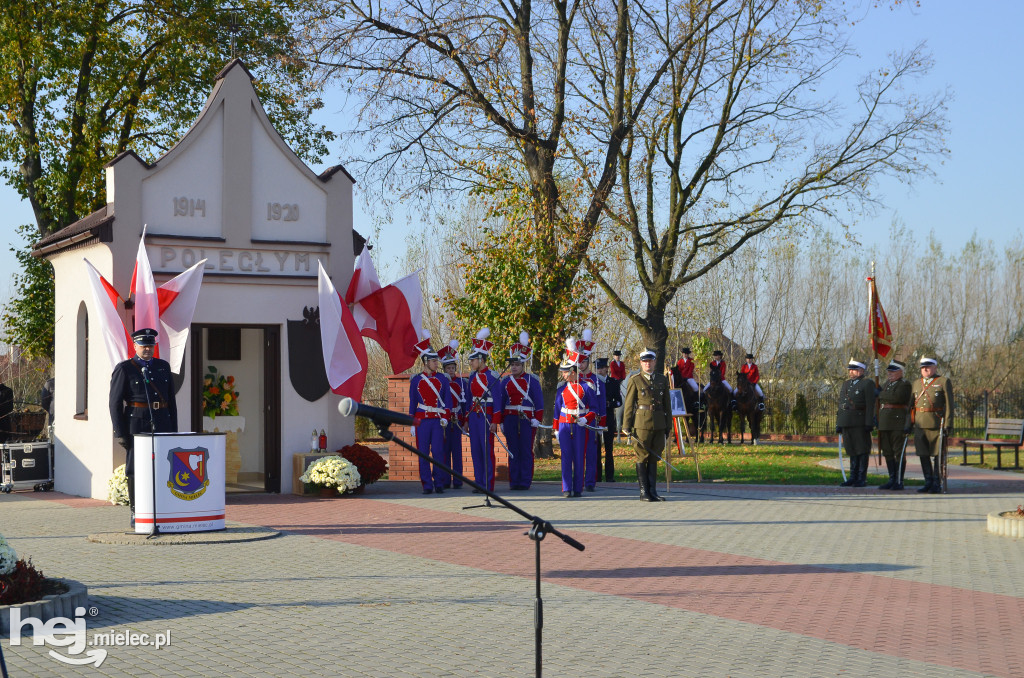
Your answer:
134;433;226;534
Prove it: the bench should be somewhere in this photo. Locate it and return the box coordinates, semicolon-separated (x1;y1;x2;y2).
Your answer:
960;418;1024;469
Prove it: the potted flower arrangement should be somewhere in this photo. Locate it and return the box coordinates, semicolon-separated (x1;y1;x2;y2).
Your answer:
108;464;130;505
299;455;362;497
202;366;239;419
0;534;49;606
338;444;388;486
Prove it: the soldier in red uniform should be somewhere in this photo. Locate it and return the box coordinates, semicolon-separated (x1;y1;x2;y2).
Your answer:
703;350;733;392
466;328;500;492
494;332;544;490
438;340;467;489
554;338;596;497
408;333;453;494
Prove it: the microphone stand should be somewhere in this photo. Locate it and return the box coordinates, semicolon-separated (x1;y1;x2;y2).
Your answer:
374;419;585;678
463;359;513;511
141;364;159;538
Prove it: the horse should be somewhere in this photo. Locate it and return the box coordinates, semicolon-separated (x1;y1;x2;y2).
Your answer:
733;372;764;444
702;378;732;444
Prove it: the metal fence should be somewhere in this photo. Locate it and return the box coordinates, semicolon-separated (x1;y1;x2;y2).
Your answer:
761;388;1024;438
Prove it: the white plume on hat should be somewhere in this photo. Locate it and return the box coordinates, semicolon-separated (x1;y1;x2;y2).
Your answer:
449;339;459;349
476;328;490;340
582;328;592;342
520;331;530;346
566;337;577;351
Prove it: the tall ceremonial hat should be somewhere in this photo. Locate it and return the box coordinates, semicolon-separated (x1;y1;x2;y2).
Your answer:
132;328;158;346
508;331;531;362
847;357;867;370
414;331;438;360
468;328;493;359
438;340;459;365
887;359;906;372
560;337;582;370
919;356;937;367
577;328;595;357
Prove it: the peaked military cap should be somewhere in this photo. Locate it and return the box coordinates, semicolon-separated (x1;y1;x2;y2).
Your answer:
887;360;906;372
131;328;158;346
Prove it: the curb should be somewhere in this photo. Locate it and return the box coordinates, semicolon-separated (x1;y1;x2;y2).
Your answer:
987;511;1024;539
0;578;88;636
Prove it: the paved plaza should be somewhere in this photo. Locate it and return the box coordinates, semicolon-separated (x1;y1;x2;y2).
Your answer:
2;458;1024;677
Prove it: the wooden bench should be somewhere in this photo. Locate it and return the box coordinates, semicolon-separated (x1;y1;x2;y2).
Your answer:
960;418;1024;469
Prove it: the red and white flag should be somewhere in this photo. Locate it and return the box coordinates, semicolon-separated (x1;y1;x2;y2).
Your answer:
318;261;368;399
357;270;425;374
868;276;894;358
157;260;207;373
130;226;160;343
345;248;382;334
83;259;133;370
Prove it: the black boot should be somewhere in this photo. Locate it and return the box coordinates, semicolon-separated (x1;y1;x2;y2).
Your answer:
852;455;867;487
893;455;906;490
636;462;657;502
126;475;136;529
929;457;943;494
647;460;665;501
878;455;896;490
917;456;933;493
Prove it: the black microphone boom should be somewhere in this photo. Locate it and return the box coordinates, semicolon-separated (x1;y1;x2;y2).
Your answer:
338;398;416;428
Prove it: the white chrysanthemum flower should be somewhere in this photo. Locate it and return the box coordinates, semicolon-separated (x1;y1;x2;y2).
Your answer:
107;464;130;506
299;456;362;494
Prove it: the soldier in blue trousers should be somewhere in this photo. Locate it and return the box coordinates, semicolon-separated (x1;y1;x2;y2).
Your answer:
466;328;500;492
438;340;467;489
408;334;452;494
495;332;544;490
554;338;596;498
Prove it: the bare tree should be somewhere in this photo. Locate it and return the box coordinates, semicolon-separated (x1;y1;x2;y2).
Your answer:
569;0;948;372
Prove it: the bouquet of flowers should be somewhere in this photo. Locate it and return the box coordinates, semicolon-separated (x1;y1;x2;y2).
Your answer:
203;366;239;418
338;444;388;484
0;533;47;606
108;464;130;506
300;455;362;495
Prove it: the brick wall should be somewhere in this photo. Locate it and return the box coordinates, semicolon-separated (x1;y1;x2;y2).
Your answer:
387;374;509;483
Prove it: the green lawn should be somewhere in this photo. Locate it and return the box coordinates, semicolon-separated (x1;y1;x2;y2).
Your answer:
532;442;925;486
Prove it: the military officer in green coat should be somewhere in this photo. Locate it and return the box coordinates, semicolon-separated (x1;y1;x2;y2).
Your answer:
910;356;954;494
622;348;671;502
835;359;875;487
877;360;912;490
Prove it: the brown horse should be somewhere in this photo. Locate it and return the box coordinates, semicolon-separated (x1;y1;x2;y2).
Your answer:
702;379;731;444
733;372;763;444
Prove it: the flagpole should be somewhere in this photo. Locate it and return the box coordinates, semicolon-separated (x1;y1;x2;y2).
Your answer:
869;263;881;467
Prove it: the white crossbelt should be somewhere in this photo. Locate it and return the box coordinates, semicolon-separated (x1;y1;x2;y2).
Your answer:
560;407;589;416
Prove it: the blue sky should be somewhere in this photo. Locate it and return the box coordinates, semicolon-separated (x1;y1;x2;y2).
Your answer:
2;1;1021;311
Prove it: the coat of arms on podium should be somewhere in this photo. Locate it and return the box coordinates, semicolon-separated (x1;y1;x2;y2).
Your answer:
167;447;211;500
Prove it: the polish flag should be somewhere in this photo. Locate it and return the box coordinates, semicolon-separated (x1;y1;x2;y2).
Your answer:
83;259;133;370
157;260;207;373
357;270;425;374
318;261;368;399
130;227;160;344
345;248;382;334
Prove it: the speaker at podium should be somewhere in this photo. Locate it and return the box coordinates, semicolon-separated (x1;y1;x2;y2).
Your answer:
133;433;227;534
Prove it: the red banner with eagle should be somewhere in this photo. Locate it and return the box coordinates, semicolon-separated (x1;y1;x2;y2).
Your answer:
867;276;893;358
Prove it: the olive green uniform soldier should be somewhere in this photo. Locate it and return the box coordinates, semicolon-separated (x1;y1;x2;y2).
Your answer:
835;359;876;487
877;360;912;490
622;348;671;502
911;356;954;494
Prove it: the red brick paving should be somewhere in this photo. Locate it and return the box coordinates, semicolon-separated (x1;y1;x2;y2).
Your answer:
228;494;1024;677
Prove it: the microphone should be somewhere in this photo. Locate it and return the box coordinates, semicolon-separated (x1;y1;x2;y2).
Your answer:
141;365;150;383
338;398;416;428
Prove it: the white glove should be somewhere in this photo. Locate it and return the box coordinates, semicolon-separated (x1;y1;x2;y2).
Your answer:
530;419;541;428
576;416;587;426
621;429;631;438
440;418;448;428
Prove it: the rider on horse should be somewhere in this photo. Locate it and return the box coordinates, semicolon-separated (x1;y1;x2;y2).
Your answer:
675;347;699;393
704;350;736;409
739;353;766;411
